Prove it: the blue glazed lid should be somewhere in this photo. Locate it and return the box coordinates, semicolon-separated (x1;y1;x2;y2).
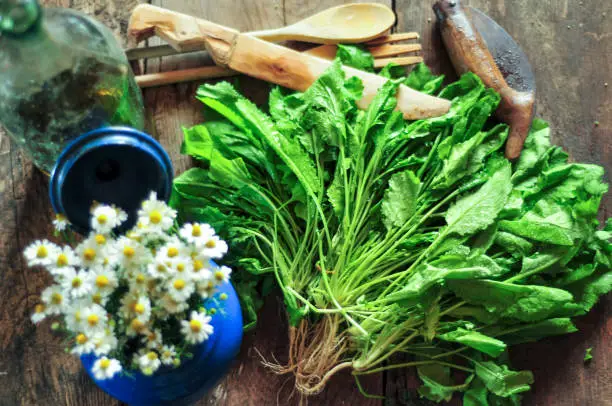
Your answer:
49;127;173;233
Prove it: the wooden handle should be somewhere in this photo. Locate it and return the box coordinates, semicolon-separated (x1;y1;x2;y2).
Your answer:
434;0;535;158
228;35;450;120
136;66;238;88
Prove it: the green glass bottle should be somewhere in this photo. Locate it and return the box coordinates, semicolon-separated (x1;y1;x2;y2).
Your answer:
0;0;145;173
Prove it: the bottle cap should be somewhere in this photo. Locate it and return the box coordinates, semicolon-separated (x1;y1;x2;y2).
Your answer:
49;127;173;234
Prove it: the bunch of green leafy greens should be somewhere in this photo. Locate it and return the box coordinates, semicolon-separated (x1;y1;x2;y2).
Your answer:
170;46;612;403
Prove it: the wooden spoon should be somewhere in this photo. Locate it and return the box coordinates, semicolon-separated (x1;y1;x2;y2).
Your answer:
245;3;395;44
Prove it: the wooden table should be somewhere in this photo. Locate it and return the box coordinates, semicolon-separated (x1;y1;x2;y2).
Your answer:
1;0;610;405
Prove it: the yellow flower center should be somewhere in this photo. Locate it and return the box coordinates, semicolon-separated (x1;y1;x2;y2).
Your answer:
95;234;106;245
205;239;216;249
97;214;108;225
87;314;100;326
163;351;172;359
214;271;224;281
71;278;82;288
191;224;201;237
100;358;111;369
189;319;202;333
148;332;157;341
35;304;46;313
95;275;109;288
176;263;185;273
123;246;135;258
83;248;96;261
147;352;158;361
173;279;186;291
74;311;82;321
103;258;109;266
136;274;146;284
92;293;103;304
36;246;48;258
207;281;214;289
76;333;88;345
156;264;166;273
193;260;204;272
51;293;63;305
167;247;179;258
56;214;67;222
134;303;146;314
149;211;162;224
56;254;69;267
130;319;145;332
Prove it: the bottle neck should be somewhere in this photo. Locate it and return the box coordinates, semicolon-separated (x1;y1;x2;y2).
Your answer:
0;0;42;37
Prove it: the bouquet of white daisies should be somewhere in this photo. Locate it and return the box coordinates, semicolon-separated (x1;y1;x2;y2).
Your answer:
25;192;232;380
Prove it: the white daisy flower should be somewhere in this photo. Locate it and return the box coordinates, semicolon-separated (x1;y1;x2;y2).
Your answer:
181;310;214;344
166;275;195;303
92;329;119;356
196;235;228;259
92;357;122;380
196;279;216;299
48;246;79;275
137;350;162;375
169;257;194;276
115;207;128;226
179;223;213;245
41;285;66;315
119;293;140;319
138;191;176;233
132;296;152;322
81;304;107;334
75;239;103;268
147;258;172;279
112;237;148;270
24;240;58;267
85;232;111;250
31;303;47;324
160;345;177;366
141;328;162;349
159;294;188;315
125;317;148;337
156;238;189;264
212;265;232;285
128;269;151;293
89;267;118;297
53;213;70;232
64;301;87;331
190;258;212;282
91;205;120;234
71;332;96;355
61;268;93;298
89;291;110;306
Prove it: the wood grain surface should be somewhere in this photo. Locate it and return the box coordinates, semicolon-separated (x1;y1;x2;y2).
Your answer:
0;0;610;405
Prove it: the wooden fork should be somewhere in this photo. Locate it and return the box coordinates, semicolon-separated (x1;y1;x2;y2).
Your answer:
134;33;423;88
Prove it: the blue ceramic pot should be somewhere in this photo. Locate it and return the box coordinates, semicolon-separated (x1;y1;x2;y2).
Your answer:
81;281;243;405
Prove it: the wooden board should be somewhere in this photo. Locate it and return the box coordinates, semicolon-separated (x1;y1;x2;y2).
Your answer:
0;0;609;405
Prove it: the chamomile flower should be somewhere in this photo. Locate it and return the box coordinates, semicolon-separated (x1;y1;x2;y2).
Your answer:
61;268;93;298
48;246;79;275
52;213;69;232
190;258;212;281
125;317;148;337
196;280;216;299
156;238;189;264
137;350;162;375
75;240;103;268
115;207;128;226
141;328;162;349
181;311;213;344
90;291;110;306
112;237;147;269
169;257;194;276
160;345;177;366
92;357;122;380
147;259;172;279
71;332;96;355
31;303;47;324
128;269;151;293
196;234;228;259
86;232;111;250
91;205;120;234
24;240;57;267
120;293;140;319
89;267;118;297
132;296;152;322
64;301;87;331
138;192;176;233
41;285;66;315
212;265;232;285
81;305;107;334
159;294;189;315
92;329;118;356
166;275;195;303
179;223;213;245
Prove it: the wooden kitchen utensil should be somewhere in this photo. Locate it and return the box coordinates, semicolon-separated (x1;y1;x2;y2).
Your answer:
128;4;450;120
134;33;424;88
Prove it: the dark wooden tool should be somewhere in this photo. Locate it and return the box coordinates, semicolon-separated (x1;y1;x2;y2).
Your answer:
433;0;536;159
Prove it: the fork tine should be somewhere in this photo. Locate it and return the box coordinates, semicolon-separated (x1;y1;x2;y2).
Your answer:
373;56;423;69
367;32;420;45
368;44;422;58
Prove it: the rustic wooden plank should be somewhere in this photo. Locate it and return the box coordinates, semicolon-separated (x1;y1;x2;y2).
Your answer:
390;0;612;404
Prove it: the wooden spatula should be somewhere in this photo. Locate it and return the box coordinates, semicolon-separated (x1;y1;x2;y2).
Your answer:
128;4;450;120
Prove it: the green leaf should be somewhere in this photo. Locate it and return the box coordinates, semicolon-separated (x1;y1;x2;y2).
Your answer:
485;318;578;345
382;170;421;230
464;377;489;406
494;232;534;257
584;347;593;362
498;219;574;246
447;280;574;322
473;361;534;397
336;44;375;72
439;328;507;357
417;364;472;402
446;161;513;237
404;63;445;95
